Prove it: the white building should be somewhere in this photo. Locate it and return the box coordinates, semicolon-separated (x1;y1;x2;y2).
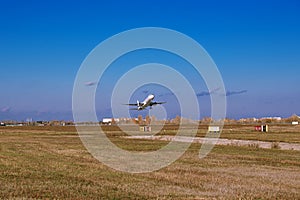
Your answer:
102;118;120;124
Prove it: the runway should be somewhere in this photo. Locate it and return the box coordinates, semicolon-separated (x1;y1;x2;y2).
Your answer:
126;135;300;151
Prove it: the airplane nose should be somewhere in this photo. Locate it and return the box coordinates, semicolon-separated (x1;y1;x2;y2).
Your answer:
149;94;155;99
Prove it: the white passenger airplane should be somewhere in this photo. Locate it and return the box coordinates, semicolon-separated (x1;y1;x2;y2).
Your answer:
124;94;166;110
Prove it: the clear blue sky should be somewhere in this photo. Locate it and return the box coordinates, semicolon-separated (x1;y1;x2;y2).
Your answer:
0;0;299;120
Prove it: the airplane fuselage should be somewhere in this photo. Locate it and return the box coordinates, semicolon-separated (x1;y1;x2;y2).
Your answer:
125;94;165;110
138;94;155;110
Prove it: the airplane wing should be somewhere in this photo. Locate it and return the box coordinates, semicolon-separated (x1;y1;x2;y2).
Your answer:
124;103;138;106
150;101;166;106
129;108;140;110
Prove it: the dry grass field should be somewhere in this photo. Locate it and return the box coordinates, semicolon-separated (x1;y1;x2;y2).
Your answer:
0;125;299;199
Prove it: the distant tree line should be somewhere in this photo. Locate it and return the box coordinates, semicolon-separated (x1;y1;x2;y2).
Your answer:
1;114;299;126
